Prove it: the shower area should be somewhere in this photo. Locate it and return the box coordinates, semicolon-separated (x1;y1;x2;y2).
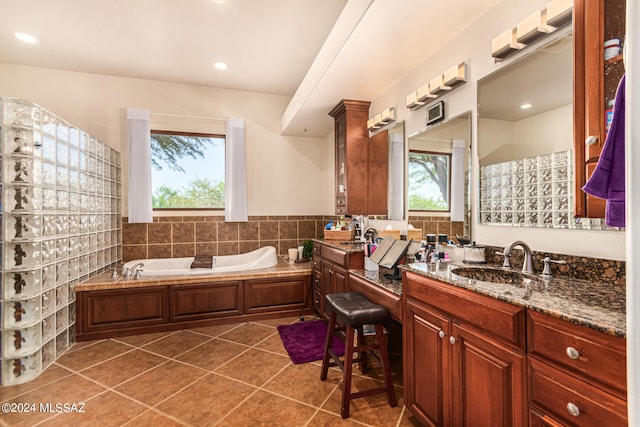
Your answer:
1;98;122;385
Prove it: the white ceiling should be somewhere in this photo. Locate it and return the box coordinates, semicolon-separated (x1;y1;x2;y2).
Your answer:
0;0;502;137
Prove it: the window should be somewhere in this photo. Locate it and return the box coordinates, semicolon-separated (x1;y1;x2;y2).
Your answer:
408;150;450;211
150;130;225;209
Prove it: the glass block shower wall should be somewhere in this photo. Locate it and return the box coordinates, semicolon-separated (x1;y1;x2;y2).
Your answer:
1;98;122;385
479;150;574;228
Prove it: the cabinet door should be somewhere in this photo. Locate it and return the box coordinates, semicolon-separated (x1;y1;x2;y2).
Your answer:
404;299;451;427
321;262;333;318
450;322;527;427
312;270;322;314
333;263;348;294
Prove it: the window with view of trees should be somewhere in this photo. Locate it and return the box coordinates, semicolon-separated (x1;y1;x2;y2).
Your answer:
408;150;450;211
150;130;225;209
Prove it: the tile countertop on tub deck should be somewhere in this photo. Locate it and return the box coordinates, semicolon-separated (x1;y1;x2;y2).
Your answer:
77;256;312;292
400;262;626;338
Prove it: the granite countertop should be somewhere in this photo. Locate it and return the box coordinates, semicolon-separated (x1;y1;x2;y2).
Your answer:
313;238;364;253
349;269;403;296
401;262;625;338
77;257;313;292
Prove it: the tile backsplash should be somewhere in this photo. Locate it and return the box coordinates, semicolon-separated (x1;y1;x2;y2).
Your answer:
123;215;464;262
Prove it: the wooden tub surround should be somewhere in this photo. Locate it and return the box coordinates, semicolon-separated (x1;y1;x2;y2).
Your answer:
76;257;313;341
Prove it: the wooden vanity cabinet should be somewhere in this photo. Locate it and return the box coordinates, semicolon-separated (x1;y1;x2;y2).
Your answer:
403;271;527;427
574;0;626;217
527;310;627;426
312;241;364;318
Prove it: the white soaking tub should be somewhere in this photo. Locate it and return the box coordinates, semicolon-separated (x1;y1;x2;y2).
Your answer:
122;245;278;277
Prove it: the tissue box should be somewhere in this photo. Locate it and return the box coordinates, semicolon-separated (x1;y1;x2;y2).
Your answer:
379;229;401;240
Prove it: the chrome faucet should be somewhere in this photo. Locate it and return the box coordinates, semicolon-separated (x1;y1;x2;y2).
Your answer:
499;240;535;274
125;262;144;279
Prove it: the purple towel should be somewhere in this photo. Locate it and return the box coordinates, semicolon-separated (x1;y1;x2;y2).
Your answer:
582;75;626;227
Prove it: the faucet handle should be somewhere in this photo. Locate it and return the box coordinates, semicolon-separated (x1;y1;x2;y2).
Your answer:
541;256;567;277
495;251;511;268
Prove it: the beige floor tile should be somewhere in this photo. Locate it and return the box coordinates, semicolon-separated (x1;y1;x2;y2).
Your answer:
115;360;208;407
123;409;187;427
306;410;363;426
250;316;300;328
218;390;316;427
157;373;255;426
36;391;146;427
141;330;211;358
1;374;107;427
114;330;176;347
0;364;74;402
322;376;404;426
217;322;276;346
189;323;241;338
214;348;290;386
398;406;424;426
254;332;288;356
80;349;168;387
263;363;341;407
55;340;134;371
176;338;248;371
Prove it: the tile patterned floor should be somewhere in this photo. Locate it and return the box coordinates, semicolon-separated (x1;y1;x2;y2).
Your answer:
0;317;421;427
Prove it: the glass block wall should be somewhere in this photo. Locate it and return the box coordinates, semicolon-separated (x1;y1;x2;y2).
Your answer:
479;150;574;228
0;98;122;385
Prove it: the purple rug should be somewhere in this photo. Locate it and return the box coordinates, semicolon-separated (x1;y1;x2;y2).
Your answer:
277;319;344;364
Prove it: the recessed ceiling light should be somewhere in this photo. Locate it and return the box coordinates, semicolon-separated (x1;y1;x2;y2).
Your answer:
214;61;228;70
15;32;38;44
520;103;532;109
211;0;227;4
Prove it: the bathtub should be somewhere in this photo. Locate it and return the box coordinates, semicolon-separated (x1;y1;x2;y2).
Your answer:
122;246;279;277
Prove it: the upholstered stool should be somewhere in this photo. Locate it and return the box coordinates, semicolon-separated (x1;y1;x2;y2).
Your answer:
320;291;397;418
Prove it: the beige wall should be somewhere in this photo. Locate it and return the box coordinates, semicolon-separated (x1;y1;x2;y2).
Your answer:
0;62;329;216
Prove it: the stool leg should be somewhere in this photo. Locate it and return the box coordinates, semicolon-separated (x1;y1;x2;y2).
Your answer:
320;311;337;381
341;325;355;419
356;325;367;374
375;323;397;407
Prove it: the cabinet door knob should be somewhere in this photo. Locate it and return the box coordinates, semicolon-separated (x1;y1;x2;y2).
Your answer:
438;330;445;339
585;135;598;145
449;336;456;345
565;346;580;360
566;402;580;417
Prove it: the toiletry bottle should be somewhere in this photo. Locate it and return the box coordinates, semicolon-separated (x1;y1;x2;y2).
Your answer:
325;219;333;230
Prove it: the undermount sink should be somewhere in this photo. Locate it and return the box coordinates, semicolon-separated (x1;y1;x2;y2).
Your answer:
451;267;542;286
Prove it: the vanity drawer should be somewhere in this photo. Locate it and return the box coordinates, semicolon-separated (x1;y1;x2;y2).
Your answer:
404;272;525;350
321;245;347;265
527;310;626;398
529;357;627;426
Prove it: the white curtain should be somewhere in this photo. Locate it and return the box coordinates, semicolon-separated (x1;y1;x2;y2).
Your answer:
126;108;153;223
225;118;248;222
450;139;466;222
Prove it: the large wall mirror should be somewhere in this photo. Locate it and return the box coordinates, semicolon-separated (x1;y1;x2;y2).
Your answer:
408;111;471;237
477;29;619;231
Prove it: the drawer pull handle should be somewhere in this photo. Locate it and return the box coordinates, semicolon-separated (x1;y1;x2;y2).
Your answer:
567;402;580;417
585;135;598;146
449;336;456;345
565;346;580;360
439;331;445;339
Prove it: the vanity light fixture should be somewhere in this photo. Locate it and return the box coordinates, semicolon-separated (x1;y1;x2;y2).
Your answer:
492;28;525;61
417;83;437;103
406;92;425;110
406;62;468;110
368;108;395;131
516;10;555;45
443;63;467;88
546;0;573;27
429;75;451;95
15;32;38;44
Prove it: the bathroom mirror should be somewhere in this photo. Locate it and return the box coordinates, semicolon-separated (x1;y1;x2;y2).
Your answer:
388;121;405;220
408;111;471;237
477;30;617;231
